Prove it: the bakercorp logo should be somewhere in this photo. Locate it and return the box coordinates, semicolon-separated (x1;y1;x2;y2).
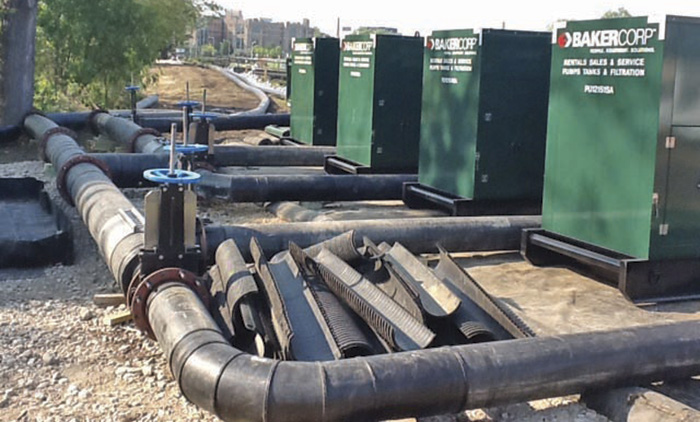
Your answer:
558;27;657;48
427;37;478;51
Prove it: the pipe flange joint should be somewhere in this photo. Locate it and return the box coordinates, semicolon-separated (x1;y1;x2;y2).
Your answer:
38;127;78;162
22;109;48;127
87;109;109;135
125;269;142;309
131;268;210;339
56;155;113;205
127;128;161;153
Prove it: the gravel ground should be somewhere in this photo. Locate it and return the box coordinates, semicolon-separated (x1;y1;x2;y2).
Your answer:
0;159;610;422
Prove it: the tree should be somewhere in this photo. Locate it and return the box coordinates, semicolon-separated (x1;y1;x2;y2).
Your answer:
219;40;231;56
351;27;397;36
602;7;632;19
201;44;216;57
252;45;283;58
34;0;216;110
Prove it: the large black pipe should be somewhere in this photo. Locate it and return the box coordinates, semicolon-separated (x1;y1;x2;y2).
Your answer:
197;170;416;202
148;282;700;422
212;145;333;167
2;112;291;142
203;216;540;261
91;113;332;162
23;114;143;292
89;146;333;188
93;112;167;153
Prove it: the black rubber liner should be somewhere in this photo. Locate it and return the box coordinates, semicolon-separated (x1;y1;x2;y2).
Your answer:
0;178;73;267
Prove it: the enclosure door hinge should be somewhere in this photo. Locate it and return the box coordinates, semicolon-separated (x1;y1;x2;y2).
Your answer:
659;224;669;236
665;136;676;149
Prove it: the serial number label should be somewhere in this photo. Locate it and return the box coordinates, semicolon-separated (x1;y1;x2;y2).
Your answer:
584;84;615;95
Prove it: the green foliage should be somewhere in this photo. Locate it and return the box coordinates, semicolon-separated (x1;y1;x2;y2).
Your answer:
252;45;282;58
219;40;231;56
602;7;632;19
351;27;397;36
34;0;213;110
201;44;217;57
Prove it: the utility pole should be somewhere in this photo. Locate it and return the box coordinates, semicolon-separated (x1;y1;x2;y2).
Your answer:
336;17;340;38
0;0;38;126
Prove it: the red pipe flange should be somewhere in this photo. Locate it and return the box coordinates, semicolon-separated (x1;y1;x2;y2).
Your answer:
55;155;113;205
87;109;109;135
131;268;210;339
38;127;78;162
126;128;162;153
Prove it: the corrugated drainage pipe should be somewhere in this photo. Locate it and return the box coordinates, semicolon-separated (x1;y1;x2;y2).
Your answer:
148;281;700;422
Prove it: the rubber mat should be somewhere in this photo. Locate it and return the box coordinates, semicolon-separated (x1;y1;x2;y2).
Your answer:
0;178;73;267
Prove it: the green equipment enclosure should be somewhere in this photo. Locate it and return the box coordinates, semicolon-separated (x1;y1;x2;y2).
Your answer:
328;34;423;174
404;28;551;215
522;15;700;303
290;37;339;146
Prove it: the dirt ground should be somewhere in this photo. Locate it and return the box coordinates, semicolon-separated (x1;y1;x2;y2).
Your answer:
146;65;261;112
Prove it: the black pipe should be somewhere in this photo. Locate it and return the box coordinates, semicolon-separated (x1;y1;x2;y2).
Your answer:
89;148;334;188
203;216;540;262
197;170;416;202
104;113;291;134
93;112;166;153
2;112;291;140
23;114;143;292
147;282;700;422
91;113;333;163
212;145;333;167
89;153;166;187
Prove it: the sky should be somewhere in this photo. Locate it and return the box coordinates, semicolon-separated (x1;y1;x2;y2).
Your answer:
216;0;700;36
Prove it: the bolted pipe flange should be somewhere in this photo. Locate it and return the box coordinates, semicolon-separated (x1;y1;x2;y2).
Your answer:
56;155;113;205
87;109;109;135
38;127;78;162
127;128;162;153
125;269;142;309
131;267;209;339
22;110;48;127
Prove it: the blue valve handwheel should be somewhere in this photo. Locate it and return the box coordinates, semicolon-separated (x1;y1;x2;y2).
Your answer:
125;85;140;91
190;112;218;120
176;100;201;107
143;168;201;184
160;143;209;155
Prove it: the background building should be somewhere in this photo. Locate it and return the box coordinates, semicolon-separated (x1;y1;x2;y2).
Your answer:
191;11;314;56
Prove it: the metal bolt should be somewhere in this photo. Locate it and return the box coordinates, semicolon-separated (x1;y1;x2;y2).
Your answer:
178;254;183;259
158;255;164;260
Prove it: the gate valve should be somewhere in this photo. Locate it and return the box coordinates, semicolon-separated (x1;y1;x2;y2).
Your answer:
125;85;140;123
189;111;219;151
138;129;202;279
